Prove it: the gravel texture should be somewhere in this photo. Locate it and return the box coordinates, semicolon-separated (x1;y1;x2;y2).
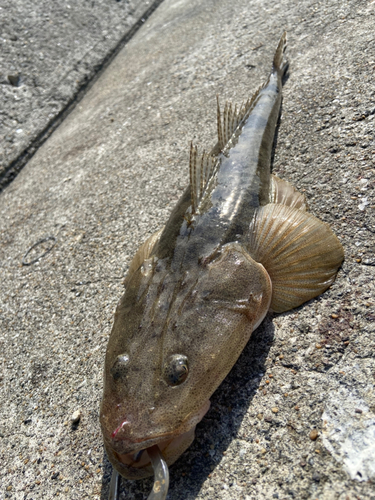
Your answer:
0;0;374;499
0;0;161;188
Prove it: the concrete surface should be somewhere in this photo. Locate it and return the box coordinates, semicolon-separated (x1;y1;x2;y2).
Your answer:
0;0;161;189
1;0;375;499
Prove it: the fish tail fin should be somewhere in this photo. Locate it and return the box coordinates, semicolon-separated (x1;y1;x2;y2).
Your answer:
273;31;288;77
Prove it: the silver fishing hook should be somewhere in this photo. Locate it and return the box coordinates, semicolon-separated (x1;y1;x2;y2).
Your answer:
108;446;169;500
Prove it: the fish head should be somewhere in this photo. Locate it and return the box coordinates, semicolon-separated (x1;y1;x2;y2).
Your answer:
100;243;271;479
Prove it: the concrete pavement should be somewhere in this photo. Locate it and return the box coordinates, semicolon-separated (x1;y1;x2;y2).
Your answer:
0;0;162;189
1;0;374;498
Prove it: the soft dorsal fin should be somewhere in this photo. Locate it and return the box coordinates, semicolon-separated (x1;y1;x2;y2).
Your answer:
216;91;261;152
189;91;263;214
189;142;218;214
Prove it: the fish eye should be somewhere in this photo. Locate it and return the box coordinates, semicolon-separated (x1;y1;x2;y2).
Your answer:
163;354;189;386
110;354;130;380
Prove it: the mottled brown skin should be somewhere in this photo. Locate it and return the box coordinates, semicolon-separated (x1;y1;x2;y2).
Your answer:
101;241;271;478
100;33;344;479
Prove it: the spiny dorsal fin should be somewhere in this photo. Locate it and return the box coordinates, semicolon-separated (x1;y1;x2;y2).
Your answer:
189;142;218;214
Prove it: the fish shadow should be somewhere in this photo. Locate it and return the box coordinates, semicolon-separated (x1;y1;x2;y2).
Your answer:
100;315;275;499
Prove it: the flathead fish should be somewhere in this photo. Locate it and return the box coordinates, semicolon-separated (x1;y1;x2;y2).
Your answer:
100;32;344;482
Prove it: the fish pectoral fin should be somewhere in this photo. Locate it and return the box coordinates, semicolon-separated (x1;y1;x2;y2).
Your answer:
247;203;344;313
269;174;308;211
124;227;164;286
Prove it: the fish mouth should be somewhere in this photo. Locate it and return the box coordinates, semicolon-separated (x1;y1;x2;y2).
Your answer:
103;400;210;479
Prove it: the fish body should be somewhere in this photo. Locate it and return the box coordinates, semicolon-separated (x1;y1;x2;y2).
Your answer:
100;33;344;480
